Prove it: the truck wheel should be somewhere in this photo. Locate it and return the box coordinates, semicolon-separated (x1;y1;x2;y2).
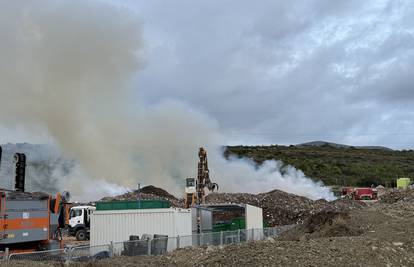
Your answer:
76;229;87;241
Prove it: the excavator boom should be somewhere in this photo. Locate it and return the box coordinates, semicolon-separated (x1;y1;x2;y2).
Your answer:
185;147;218;208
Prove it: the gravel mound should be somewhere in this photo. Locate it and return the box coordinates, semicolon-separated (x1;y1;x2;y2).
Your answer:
100;185;183;207
278;209;363;241
380;188;414;203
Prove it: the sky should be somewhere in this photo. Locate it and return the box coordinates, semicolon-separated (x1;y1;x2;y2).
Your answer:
1;0;414;149
0;0;411;198
118;0;414;149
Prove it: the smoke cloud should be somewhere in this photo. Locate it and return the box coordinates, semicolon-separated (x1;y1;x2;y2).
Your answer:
0;1;333;201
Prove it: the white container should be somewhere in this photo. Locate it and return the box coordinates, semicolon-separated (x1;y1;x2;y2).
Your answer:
245;204;263;240
90;208;192;248
245;204;263;230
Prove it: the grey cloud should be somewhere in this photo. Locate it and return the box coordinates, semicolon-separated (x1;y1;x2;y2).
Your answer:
126;0;414;148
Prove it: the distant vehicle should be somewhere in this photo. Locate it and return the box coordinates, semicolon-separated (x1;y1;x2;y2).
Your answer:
353;188;377;200
341;187;378;201
68;205;96;241
397;178;411;189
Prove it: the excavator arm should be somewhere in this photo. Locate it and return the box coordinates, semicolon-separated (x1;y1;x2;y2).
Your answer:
196;147;218;205
185;147;219;208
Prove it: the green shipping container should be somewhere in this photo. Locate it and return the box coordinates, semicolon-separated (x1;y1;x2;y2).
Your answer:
213;217;246;232
96;200;171;211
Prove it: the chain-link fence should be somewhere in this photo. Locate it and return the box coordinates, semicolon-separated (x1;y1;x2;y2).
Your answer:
4;226;294;263
8;249;67;262
69;244;112;262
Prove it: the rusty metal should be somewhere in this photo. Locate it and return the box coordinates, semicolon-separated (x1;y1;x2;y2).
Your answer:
196;147;218;205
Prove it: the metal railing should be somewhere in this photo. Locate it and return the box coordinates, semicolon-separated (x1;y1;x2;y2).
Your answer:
5;226;294;263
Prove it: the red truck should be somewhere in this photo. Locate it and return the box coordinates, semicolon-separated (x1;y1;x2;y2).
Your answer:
342;187;378;201
353;188;377;200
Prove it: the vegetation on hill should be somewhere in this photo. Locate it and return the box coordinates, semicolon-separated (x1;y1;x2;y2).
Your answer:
224;144;414;187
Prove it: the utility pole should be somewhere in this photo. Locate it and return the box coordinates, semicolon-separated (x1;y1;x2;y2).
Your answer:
137;183;141;209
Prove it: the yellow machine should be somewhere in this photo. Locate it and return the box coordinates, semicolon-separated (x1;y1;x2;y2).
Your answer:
397;178;411;189
185;147;218;208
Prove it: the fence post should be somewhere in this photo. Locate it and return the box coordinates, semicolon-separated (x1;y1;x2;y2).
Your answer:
237;229;241;243
200;232;204;246
176;235;180;250
220;231;223;246
4;248;9;261
147;238;151;255
251;228;254;241
66;247;72;265
109;241;114;257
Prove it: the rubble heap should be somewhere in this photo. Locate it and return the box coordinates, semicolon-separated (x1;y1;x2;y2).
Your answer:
100;185;184;207
380;188;414;204
206;190;365;226
100;185;365;226
278;208;363;241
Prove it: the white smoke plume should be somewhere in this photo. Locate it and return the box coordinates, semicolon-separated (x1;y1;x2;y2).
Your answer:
211;152;335;200
0;1;334;201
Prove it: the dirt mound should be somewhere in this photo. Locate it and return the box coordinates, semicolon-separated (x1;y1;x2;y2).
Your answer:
100;185;183;207
138;185;178;200
380;189;414;203
278;208;363;241
206;190;364;226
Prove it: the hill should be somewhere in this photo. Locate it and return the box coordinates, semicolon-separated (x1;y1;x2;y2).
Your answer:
224;144;414;186
297;141;393;151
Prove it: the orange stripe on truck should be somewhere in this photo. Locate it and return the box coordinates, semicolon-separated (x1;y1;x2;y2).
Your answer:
1;217;49;231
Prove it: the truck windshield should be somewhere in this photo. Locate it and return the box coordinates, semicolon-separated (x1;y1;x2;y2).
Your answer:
70;209;82;218
186;179;195;187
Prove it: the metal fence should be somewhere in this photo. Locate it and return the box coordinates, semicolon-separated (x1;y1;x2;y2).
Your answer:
5;225;294;263
9;249;67;262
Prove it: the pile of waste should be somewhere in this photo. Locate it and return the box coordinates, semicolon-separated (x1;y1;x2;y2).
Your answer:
100;185;184;207
277;208;363;241
206;190;365;226
100;185;365;227
380;188;414;203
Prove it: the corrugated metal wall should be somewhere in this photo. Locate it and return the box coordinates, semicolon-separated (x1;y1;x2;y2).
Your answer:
90;208;192;246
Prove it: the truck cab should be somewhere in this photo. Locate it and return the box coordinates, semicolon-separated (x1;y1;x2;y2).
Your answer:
68;205;96;241
185;178;197;208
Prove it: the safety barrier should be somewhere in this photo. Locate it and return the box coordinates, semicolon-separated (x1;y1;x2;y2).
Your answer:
5;225;295;263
